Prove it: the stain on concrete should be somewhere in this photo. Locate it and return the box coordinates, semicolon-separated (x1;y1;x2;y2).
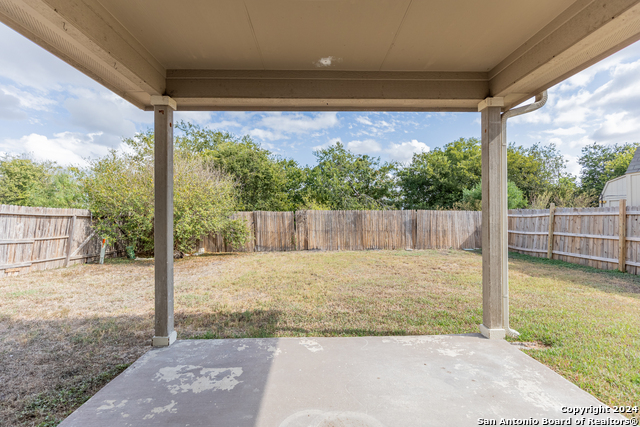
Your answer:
96;400;128;412
143;400;177;420
154;365;243;394
437;348;463;357
280;410;385;427
299;338;324;352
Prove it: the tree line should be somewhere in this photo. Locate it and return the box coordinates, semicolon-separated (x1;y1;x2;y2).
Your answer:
0;121;637;254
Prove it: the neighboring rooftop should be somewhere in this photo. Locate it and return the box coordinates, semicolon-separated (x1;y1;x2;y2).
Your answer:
627;147;640;174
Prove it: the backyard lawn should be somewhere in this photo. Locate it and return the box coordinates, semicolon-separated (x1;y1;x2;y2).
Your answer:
1;249;639;426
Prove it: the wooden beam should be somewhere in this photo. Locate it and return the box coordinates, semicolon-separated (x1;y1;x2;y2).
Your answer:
63;215;76;267
508;246;548;254
490;0;640;109
152;96;176;348
165;70;490;112
479;102;505;339
0;0;165;108
619;200;627;272
547;203;556;259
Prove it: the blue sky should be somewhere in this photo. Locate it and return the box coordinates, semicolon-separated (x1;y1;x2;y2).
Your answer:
2;22;640;176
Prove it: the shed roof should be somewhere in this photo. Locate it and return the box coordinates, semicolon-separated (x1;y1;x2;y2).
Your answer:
2;0;640;111
626;147;640;174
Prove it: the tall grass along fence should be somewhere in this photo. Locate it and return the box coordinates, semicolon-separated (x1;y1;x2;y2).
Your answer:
0;205;116;277
203;210;482;253
508;201;640;274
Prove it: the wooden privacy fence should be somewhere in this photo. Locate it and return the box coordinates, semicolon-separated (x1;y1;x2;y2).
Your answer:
508;201;640;274
0;205;114;277
203;210;482;253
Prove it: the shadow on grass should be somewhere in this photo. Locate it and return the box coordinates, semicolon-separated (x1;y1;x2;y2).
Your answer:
177;310;418;339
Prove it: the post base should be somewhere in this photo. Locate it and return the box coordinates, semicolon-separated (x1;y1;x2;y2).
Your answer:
479;324;505;339
152;330;177;347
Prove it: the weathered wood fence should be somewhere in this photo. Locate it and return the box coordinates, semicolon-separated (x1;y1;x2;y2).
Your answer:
203;210;482;253
0;205;115;277
5;203;639;276
508;202;640;274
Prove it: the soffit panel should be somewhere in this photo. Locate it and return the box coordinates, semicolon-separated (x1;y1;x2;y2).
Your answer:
244;0;411;70
95;0;576;72
381;0;576;71
96;0;263;69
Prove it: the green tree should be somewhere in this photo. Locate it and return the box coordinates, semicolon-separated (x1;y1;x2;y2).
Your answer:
397;137;481;209
305;142;397;210
0;156;85;208
507;142;567;201
0;157;47;206
578;142;639;197
174;122;299;211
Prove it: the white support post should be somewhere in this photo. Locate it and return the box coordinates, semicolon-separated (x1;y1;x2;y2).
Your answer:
479;97;506;339
152;96;177;347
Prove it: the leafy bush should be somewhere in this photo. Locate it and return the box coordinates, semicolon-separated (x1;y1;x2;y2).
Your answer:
84;147;249;256
530;176;597;208
457;180;528;210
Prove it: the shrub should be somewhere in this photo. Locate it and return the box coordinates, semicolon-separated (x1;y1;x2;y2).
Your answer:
456;180;528;210
84;149;249;256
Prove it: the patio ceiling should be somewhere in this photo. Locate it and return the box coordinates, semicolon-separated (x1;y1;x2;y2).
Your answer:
2;0;640;111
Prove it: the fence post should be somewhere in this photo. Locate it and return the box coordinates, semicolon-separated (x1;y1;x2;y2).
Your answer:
546;203;555;259
63;215;77;267
619;199;627;272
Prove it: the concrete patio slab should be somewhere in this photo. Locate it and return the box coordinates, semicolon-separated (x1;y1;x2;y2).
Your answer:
60;334;627;426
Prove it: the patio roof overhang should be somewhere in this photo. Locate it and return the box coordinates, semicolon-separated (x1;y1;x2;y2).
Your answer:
2;0;640;112
4;0;640;347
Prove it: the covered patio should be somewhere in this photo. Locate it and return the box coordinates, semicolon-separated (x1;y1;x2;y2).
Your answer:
60;335;622;426
2;0;640;424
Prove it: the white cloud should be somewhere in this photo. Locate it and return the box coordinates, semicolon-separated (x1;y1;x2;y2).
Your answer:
0;24;101;91
1;132;111;166
508;110;552;125
346;139;381;154
564;154;581;177
248;128;282;141
258;112;339;134
64;97;137;139
385;139;430;163
312;137;341;151
0;91;27;120
356;116;373;125
174;111;212;125
0;85;56;111
592;111;640;141
543;126;587;136
207;120;242;129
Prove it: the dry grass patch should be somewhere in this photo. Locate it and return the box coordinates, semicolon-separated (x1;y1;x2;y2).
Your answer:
0;250;639;425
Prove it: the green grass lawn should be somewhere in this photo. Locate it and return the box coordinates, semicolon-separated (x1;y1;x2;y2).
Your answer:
1;249;638;425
